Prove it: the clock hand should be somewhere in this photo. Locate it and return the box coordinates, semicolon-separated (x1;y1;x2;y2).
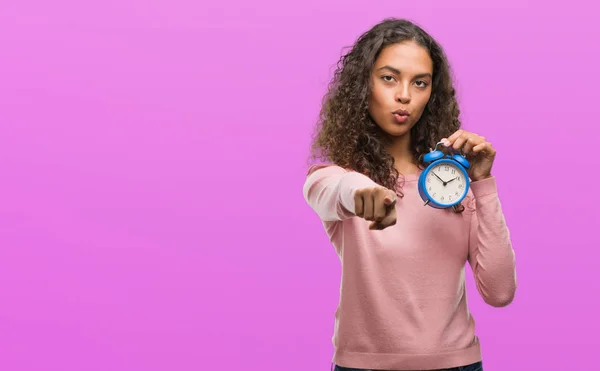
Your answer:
446;177;457;184
432;172;446;185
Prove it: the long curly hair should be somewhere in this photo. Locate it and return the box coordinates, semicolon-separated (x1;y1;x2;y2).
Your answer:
310;18;465;212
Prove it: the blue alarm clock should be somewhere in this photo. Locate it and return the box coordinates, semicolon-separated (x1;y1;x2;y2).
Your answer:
418;141;471;208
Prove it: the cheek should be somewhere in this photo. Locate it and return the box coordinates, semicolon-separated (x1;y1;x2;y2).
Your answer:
408;95;431;124
368;89;385;115
415;93;432;113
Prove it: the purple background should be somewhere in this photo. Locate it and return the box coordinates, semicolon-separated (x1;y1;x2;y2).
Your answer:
1;0;598;370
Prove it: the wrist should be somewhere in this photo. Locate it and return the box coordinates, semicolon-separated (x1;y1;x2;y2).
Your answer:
471;173;492;182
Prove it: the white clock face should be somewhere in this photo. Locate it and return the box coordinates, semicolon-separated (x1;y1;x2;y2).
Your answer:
425;162;468;205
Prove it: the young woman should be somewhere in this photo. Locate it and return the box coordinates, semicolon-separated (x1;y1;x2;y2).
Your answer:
303;18;517;371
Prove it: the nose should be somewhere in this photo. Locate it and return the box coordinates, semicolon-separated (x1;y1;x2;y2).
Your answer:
395;83;411;104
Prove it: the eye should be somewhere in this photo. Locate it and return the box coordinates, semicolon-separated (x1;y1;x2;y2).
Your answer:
415;80;429;88
382;75;396;83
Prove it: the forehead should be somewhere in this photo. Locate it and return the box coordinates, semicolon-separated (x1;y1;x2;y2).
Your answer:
374;41;433;73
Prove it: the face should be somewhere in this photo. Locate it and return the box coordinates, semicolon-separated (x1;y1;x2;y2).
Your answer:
367;41;433;137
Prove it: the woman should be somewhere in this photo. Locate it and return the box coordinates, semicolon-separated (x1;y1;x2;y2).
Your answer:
303;18;517;371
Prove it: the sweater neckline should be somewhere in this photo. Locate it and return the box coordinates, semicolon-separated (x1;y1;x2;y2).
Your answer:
399;171;421;183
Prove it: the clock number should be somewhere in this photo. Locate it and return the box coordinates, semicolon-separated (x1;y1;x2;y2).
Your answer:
451;169;456;174
445;166;449;171
458;184;463;189
441;196;445;201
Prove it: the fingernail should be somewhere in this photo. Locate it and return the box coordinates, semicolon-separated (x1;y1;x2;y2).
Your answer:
442;138;450;146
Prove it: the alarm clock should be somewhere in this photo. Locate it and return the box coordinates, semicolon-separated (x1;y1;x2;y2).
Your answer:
418;141;471;209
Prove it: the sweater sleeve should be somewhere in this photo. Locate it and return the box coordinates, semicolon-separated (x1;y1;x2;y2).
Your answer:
467;176;517;307
302;164;380;222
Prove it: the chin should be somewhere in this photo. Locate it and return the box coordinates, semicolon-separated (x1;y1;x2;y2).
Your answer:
381;121;412;137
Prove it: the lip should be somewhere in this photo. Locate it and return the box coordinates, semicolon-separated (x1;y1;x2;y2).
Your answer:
392;109;410;116
393;113;409;124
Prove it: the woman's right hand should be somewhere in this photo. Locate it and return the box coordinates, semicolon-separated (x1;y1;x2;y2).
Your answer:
354;187;397;230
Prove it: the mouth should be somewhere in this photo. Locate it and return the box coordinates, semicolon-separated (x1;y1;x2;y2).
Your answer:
392;109;410;124
392;109;410;116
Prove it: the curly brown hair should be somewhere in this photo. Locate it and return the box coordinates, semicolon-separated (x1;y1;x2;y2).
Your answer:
309;18;465;211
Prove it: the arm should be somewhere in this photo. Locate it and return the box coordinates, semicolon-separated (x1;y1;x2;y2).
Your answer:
302;164;379;222
467;176;517;307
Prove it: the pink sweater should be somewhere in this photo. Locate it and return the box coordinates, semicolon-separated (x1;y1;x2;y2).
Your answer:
302;164;517;371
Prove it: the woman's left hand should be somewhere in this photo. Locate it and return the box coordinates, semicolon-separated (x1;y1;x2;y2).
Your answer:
441;129;496;181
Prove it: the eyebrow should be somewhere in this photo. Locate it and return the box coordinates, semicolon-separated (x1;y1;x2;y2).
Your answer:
376;65;432;79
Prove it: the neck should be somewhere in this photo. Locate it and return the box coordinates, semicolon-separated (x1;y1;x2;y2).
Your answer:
386;134;420;175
